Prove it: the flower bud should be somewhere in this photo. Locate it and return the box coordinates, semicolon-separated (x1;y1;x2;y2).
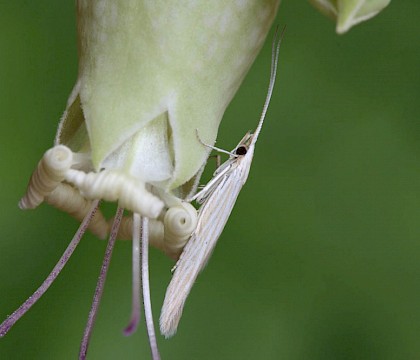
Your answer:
310;0;391;34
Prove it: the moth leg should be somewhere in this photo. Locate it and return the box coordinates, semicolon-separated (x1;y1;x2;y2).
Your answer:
206;154;222;170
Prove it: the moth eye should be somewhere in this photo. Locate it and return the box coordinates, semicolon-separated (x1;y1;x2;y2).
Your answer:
235;146;247;156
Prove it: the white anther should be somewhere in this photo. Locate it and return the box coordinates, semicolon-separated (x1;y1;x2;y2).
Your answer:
19;145;73;209
46;184;109;239
64;169;165;219
115;216;165;249
163;202;197;259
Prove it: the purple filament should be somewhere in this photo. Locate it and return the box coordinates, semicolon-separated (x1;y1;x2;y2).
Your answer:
79;207;124;360
123;213;142;336
0;200;100;338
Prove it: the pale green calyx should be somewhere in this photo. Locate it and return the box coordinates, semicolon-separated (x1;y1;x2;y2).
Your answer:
310;0;391;34
9;2;282;350
56;0;280;194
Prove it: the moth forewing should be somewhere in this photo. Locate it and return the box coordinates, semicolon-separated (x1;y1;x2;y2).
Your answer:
189;132;253;204
160;131;258;337
160;26;284;338
160;163;246;337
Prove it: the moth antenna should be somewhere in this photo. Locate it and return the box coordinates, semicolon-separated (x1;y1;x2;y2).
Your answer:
46;183;109;239
19;145;73;209
0;200;100;338
163;203;198;260
115;216;165;250
251;25;286;146
123;214;142;336
195;129;236;157
141;216;161;360
79;207;124;360
65;169;164;219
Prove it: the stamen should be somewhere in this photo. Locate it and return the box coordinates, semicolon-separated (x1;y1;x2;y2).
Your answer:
123;213;142;336
113;216;165;251
79;207;124;360
0;200;100;337
19;145;73;209
64;169;164;219
45;184;109;239
141;216;161;360
163;203;198;259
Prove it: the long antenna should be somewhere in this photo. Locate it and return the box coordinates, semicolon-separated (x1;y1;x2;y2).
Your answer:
251;25;286;146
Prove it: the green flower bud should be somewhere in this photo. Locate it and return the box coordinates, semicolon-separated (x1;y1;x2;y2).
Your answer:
1;2;282;353
57;0;280;195
310;0;390;34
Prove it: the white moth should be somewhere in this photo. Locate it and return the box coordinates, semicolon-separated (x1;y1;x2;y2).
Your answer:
160;27;285;337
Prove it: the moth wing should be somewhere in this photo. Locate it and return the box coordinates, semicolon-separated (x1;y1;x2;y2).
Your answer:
160;167;244;337
189;159;234;204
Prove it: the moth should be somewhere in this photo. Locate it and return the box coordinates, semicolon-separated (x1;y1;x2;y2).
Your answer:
160;26;285;337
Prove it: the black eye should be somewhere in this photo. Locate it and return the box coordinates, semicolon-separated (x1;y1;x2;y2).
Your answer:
235;146;247;156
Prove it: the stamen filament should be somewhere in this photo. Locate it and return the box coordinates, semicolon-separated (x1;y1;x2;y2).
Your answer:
123;213;142;336
141;215;161;360
79;207;124;360
0;200;100;337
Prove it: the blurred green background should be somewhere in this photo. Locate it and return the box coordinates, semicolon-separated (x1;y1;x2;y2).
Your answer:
1;1;419;359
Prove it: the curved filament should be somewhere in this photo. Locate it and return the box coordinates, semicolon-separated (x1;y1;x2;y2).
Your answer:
65;169;164;219
163;203;197;259
0;200;100;338
114;216;165;250
19;145;73;209
79;207;124;360
141;216;161;360
123;214;142;336
46;184;109;239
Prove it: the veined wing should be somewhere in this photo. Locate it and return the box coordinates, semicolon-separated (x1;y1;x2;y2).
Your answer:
160;24;284;339
189;158;236;204
160;161;245;337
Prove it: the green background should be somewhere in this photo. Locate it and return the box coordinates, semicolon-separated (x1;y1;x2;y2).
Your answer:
1;1;419;359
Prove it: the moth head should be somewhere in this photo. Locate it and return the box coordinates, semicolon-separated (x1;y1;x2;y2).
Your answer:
234;145;248;156
233;131;254;157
